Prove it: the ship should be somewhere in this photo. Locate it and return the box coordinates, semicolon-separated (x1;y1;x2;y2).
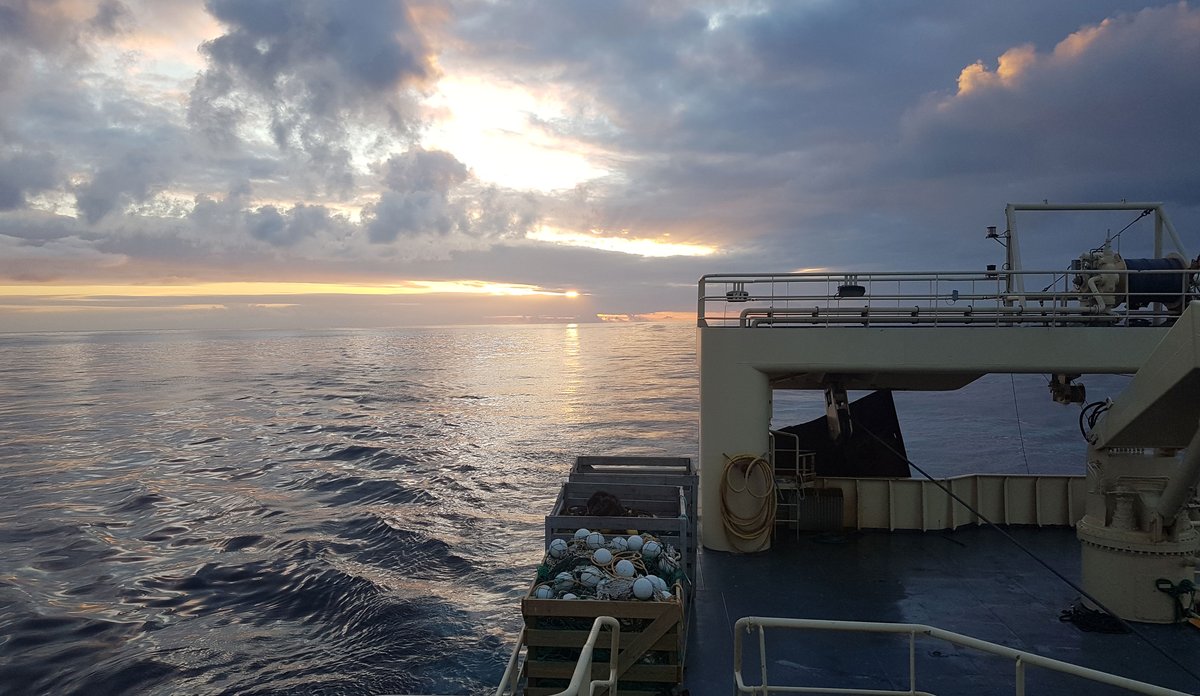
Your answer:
473;202;1200;696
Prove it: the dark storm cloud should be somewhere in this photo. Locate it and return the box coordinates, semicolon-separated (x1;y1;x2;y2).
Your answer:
189;0;438;189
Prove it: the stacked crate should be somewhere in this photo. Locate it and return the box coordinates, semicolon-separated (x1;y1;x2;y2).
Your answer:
521;456;696;695
546;481;695;586
521;583;687;696
566;455;697;583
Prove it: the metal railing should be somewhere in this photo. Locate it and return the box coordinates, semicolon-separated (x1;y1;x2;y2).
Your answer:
492;618;621;696
493;627;526;696
698;270;1196;328
733;617;1192;696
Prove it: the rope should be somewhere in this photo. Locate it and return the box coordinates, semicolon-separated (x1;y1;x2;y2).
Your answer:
1156;578;1197;623
720;453;776;551
851;416;1200;687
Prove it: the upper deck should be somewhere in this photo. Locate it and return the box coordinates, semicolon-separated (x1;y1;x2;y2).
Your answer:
696;268;1194;391
698;268;1193;330
700;201;1194;332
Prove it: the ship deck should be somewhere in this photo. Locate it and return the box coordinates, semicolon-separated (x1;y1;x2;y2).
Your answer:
683;526;1200;695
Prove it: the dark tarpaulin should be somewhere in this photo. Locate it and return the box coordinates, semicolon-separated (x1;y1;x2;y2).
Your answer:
775;389;910;477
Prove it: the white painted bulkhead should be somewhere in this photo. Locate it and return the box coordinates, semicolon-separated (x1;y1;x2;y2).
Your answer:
697;324;1168;552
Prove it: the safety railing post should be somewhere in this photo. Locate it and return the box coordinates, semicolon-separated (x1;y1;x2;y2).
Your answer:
908;629;916;694
493;627;526;696
733;619;745;693
1015;655;1025;696
759;624;769;694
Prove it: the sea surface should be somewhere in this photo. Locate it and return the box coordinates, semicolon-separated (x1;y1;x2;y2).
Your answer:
0;323;1129;695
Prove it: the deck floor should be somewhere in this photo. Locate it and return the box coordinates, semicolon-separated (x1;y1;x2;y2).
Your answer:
682;526;1200;695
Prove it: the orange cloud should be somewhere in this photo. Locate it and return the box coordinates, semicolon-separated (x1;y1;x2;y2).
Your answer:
955;44;1036;96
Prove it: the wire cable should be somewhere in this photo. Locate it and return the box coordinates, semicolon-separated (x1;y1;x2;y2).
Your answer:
850;416;1200;687
1010;374;1031;474
1093;208;1153;252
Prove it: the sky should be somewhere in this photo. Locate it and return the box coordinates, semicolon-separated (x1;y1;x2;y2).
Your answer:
1;0;1199;332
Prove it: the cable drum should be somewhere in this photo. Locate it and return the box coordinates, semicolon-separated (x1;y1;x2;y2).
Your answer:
720;454;776;552
1123;256;1188;308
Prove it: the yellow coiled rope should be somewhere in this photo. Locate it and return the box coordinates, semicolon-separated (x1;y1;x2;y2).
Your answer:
720;453;776;552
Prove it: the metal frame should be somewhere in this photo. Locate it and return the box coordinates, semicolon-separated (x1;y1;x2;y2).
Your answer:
699;201;1195;329
732;616;1191;696
698;269;1196;328
1004;203;1187;292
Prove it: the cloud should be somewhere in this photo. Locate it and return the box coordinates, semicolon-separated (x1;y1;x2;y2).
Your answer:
185;184;353;250
247;203;339;247
4;0;1200;331
382;148;467;193
0;0;129;57
449;0;1200;259
0;152;58;210
364;148;468;242
91;0;133;36
73;148;177;224
363;148;540;246
899;2;1200;205
0;231;129;282
188;0;440;190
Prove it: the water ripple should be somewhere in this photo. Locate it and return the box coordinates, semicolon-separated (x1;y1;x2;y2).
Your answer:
0;324;699;694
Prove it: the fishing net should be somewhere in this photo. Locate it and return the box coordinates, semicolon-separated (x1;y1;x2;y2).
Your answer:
532;533;684;601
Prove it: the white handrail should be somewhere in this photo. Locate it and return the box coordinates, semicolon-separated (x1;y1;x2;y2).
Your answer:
551;616;621;696
697;267;1197;328
493;627;526;696
733;616;1192;696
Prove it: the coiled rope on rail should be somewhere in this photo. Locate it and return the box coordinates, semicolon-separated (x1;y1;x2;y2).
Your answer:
720;453;776;552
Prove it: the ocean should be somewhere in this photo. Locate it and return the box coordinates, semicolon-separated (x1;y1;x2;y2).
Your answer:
0;323;1128;695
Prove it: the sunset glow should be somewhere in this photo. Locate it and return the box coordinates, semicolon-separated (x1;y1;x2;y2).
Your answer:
0;280;582;301
528;227;717;258
421;77;610;192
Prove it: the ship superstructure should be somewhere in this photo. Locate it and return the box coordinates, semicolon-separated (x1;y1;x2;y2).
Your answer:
698;202;1199;627
482;203;1200;696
